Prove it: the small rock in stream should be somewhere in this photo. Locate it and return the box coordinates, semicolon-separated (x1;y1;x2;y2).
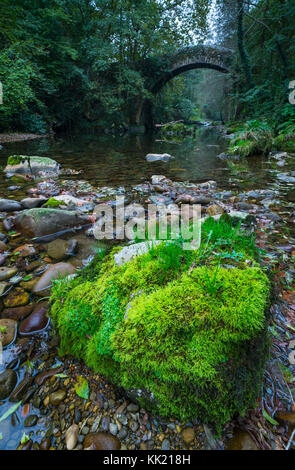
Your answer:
84;432;121;450
3;288;30;308
66;424;79;450
19;303;49;335
0;319;17;347
0;369;17;399
0;267;17;282
0;199;22;212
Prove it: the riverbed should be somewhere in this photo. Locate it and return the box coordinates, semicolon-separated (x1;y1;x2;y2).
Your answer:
0;127;294;451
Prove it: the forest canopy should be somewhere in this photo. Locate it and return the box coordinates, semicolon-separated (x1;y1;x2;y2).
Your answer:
0;0;294;133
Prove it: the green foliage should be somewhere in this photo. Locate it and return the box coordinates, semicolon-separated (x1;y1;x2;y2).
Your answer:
0;0;211;132
50;217;270;429
74;376;89;399
0;47;37;131
227;120;276;157
7;155;23;165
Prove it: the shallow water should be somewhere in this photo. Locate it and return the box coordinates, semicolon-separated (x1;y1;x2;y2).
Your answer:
0;127;290;195
1;128;230;190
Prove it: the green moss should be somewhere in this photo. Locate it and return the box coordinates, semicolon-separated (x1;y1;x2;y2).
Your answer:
50;217;270;429
43;198;66;208
7;155;25;165
7;155;57;167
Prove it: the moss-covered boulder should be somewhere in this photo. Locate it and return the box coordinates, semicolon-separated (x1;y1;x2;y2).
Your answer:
5;155;60;176
50;217;270;429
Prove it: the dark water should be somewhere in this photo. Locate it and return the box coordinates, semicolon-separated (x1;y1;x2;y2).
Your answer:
1;128;229;190
0;127;285;195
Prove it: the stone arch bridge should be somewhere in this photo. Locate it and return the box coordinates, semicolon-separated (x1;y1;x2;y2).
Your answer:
134;44;233;128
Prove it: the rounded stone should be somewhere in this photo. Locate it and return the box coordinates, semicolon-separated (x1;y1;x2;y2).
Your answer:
66;424;79;450
33;263;76;295
84;432;121;450
13;244;36;258
24;415;38;427
0;369;17;399
9;377;33;402
47;239;78;261
49;389;66;406
182;427;195;444
0;319;17;347
19;303;49;335
0;199;22;212
1;304;34;321
161;439;170;450
3;288;30;308
0;267;17;282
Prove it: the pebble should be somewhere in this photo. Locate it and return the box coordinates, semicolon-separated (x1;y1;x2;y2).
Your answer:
0;267;17;282
0;319;17;347
84;432;121;450
109;423;118;436
24;415;38;427
49;390;66;406
66;424;79;450
161;439;170;450
0;369;17;400
3;288;30;308
182;427;195;444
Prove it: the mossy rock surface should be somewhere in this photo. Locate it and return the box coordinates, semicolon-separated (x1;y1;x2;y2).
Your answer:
5;155;60;175
50;218;270;429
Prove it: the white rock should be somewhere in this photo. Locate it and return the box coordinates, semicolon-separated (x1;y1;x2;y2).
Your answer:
54;195;94;212
66;424;79;451
151;175;171;185
146;153;173;162
5;156;60;176
114;241;162;267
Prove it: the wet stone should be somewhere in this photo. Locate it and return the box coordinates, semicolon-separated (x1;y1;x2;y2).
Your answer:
0;267;17;282
182;427;195;444
3;288;30;308
24;415;38;427
101;416;110;432
161;439;170;450
227;430;258;450
84;432;121;450
10;377;33;402
1;304;34;321
0;369;17;400
0;319;17;347
19;303;49;335
49;389;66;406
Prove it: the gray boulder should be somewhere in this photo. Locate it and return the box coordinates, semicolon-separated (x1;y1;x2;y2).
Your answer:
0;199;22;212
21;197;45;209
0;369;17;400
5;155;60;177
114;241;162;267
14;208;90;237
146;153;173;162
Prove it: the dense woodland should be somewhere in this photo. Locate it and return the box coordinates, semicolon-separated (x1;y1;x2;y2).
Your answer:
0;0;294;134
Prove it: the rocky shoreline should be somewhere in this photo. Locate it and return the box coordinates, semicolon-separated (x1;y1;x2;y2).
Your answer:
0;152;294;450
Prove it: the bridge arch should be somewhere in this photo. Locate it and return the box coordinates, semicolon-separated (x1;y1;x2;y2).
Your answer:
137;44;233;128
